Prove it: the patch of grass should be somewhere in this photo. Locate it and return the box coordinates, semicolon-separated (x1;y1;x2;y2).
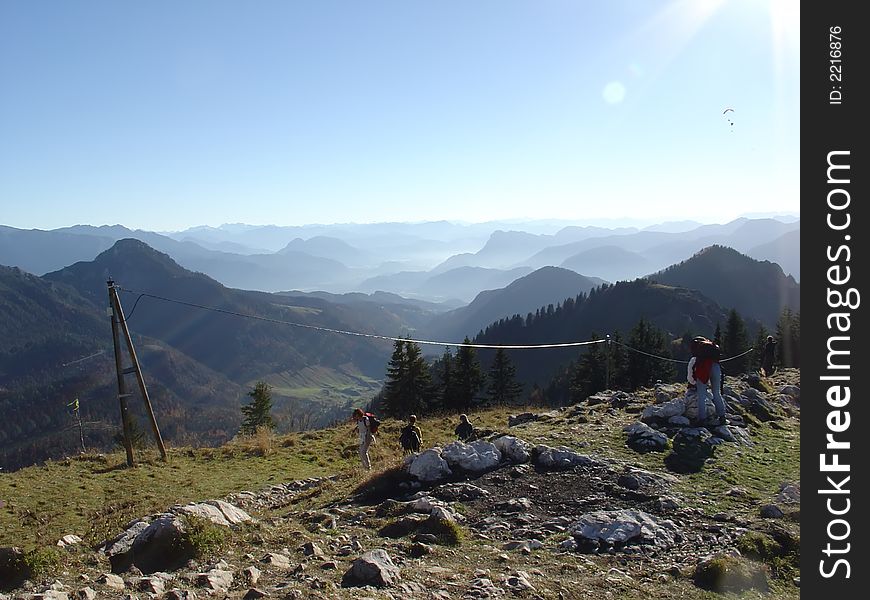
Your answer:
180;515;229;559
737;526;800;580
351;463;411;504
22;547;61;578
693;555;769;594
419;517;465;546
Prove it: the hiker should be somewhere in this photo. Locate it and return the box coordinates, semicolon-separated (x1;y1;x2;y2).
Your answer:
688;336;727;427
454;414;475;441
399;414;423;455
351;408;375;470
761;335;777;376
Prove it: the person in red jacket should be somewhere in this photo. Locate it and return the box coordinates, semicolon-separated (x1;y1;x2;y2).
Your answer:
688;337;727;427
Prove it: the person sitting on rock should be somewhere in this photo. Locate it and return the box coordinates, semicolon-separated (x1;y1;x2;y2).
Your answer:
454;414;475;442
399;414;423;455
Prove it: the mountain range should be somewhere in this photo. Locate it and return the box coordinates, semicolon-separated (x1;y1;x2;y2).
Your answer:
0;220;800;470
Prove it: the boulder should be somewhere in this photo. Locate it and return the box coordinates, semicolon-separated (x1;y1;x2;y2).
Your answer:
508;413;538;427
195;569;233;591
102;520;150;573
430;482;489;501
441;441;502;474
682;392;716;421
0;547;29;588
623;422;669;453
668;415;691;427
666;427;715;473
533;445;596;470
570;509;678;551
760;504;785;519
341;549;401;588
407;448;453;483
641;397;686;421
57;535;83;548
779;385;800;399
128;515;190;574
204;500;253;525
176;503;231;527
492;436;532;464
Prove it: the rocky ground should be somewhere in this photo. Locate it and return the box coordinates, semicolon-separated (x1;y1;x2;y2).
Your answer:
0;369;800;599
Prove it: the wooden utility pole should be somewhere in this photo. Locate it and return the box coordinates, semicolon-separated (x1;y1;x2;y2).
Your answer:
107;280;168;463
109;281;136;467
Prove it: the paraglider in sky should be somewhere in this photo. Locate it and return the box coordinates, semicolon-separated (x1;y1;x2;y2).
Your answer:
722;107;735;131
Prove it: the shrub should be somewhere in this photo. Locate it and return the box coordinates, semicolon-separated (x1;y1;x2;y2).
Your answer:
693;555;768;593
419;517;465;546
23;547;61;578
180;515;229;559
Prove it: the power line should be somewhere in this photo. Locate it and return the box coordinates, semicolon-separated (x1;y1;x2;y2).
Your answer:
62;350;105;367
117;287;607;350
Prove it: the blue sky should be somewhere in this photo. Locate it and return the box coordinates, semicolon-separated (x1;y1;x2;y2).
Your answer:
0;0;799;231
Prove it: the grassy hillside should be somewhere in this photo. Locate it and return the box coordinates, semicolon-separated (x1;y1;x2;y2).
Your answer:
1;370;800;599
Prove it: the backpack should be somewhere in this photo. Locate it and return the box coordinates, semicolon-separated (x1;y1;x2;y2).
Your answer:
400;425;421;450
691;336;721;361
364;412;381;434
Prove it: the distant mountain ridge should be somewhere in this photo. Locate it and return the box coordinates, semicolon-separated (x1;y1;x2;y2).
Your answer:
422;267;600;344
647;245;800;327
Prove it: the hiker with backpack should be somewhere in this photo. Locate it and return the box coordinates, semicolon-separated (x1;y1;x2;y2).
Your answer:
351;408;379;470
399;414;423;455
688;336;727;427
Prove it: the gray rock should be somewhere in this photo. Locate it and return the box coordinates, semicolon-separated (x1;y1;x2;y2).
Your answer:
407;448;453;483
777;482;801;504
136;577;165;595
0;547;29;588
504;572;535;592
75;588;97;600
341;549;401;588
465;577;504;598
492;436;531;464
57;535;83;548
431;482;490;501
101;520;149;573
163;590;197;600
241;565;261;586
442;441;502;474
205;500;253;525
533;445;596;470
260;552;291;569
508;412;538;427
129;515;189;574
667;427;715;473
242;589;267;600
301;541;324;557
760;504;785;519
175;502;231;527
624;422;669;452
96;573;126;591
779;385;800;398
571;509;678;550
195;569;233;590
32;592;70;600
641;397;687;421
668;415;691;426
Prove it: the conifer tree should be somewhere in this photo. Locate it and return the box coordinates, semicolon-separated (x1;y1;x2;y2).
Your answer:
625;318;675;389
722;309;750;374
569;333;606;402
487;348;523;405
382;340;434;417
453;337;484;411
240;381;274;435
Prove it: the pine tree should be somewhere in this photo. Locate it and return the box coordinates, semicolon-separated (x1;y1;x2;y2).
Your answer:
625;318;675;389
487;348;523;405
569;333;606;402
382;340;434;417
454;337;484;411
722;309;750;375
240;381;274;435
776;308;800;367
